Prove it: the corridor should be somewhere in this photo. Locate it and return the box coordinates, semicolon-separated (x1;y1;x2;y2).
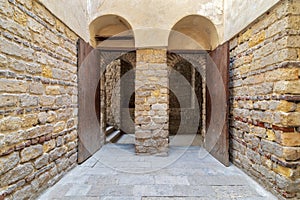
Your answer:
37;144;277;200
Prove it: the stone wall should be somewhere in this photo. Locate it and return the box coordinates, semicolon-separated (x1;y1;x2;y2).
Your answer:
135;49;169;155
229;1;300;199
105;59;121;128
0;0;78;199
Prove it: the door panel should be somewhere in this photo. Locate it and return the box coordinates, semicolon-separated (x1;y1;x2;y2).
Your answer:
77;39;102;163
205;42;230;167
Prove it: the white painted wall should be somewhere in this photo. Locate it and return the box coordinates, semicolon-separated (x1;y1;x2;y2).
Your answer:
40;0;89;41
224;0;280;41
40;0;280;48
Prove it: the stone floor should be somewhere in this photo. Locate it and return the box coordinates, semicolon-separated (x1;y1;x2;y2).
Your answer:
38;144;277;200
118;134;202;146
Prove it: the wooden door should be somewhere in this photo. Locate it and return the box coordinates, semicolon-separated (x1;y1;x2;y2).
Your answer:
205;42;230;166
77;39;102;163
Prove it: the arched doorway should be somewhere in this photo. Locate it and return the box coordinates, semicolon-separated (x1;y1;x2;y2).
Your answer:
168;15;230;166
78;14;135;163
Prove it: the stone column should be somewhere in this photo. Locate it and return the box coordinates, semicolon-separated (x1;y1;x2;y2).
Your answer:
135;49;169;155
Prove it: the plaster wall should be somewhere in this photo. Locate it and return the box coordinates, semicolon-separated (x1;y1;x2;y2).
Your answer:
39;0;89;41
40;0;281;48
224;0;280;41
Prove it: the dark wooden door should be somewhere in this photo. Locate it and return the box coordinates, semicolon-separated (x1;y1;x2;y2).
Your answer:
77;39;102;163
205;42;230;166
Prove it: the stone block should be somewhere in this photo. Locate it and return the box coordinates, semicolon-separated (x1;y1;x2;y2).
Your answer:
137;49;166;64
47;111;57;123
27;17;44;33
0;38;34;60
20;144;43;162
12;185;33;200
274;80;300;94
279;132;300;147
0;152;20;176
13;7;27;26
20;95;38;107
261;139;283;157
266;129;276;141
152;104;167;111
136;130;151;139
276;112;300;126
33;1;55;26
42;65;52;78
0;79;28;93
266;68;299;82
38;112;48;124
29;82;44;94
0;163;34;187
34;154;49;169
49;146;67;161
249;31;265;47
275;101;297;112
251;126;266;138
0;116;22;131
273;164;293;178
22;114;38;128
39;95;55;106
45;85;60;95
26;126;41;139
0;95;18;107
54;121;65;133
43;139;56;153
283;147;300;161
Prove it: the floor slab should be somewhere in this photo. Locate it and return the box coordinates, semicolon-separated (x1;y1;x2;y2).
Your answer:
37;144;277;200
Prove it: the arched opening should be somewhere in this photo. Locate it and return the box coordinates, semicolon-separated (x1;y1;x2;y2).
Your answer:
167;15;219;146
168;15;219;51
89;14;135;48
103;52;136;144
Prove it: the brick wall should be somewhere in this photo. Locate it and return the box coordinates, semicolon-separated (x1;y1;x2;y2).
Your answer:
229;0;300;199
0;0;78;199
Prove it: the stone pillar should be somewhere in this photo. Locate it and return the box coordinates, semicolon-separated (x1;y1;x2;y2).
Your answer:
135;49;169;155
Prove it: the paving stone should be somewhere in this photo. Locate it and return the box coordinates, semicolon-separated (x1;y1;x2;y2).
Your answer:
64;184;92;196
37;145;277;200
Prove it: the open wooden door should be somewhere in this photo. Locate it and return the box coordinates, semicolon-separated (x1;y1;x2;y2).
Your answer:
77;39;102;163
205;42;230;166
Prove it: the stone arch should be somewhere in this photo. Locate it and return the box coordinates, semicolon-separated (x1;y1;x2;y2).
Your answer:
168;15;219;51
89;14;135;48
